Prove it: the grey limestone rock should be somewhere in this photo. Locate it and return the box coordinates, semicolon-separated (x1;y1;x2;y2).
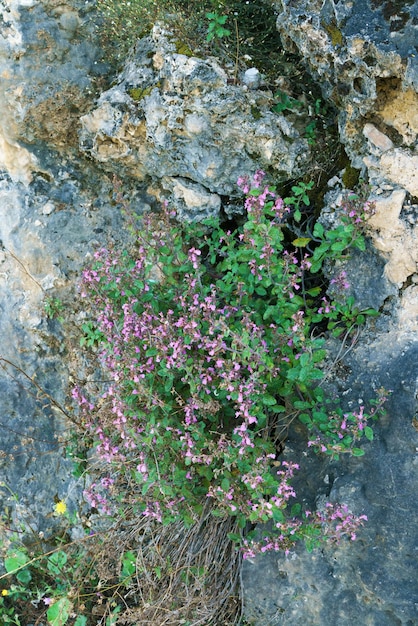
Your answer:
275;0;418;166
0;0;107;181
243;329;418;625
79;24;312;217
0;2;417;624
0;161;129;538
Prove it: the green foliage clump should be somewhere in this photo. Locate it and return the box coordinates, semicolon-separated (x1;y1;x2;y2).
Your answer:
0;493;96;626
206;11;231;42
0;173;387;625
75;172;383;544
272;90;303;114
44;296;64;322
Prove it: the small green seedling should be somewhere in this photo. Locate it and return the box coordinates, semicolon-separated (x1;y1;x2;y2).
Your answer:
206;12;231;42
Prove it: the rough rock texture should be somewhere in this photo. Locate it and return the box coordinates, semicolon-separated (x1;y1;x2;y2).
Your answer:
0;0;107;182
0;1;417;623
79;25;312;219
0;0;125;534
241;3;418;624
322;180;418;287
0;163;128;535
367;188;418;285
275;0;418;165
274;0;418;289
243;322;418;625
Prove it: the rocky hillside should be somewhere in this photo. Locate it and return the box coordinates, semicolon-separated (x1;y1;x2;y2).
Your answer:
0;1;416;624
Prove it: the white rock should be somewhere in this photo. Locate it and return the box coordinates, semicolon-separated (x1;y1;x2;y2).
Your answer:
242;67;261;89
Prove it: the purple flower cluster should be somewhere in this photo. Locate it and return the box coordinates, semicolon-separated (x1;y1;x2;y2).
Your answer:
242;501;368;559
72;171;374;556
307;391;388;457
315;502;368;542
342;194;375;227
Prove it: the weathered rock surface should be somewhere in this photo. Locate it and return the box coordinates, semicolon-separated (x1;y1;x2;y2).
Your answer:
0;0;107;182
321;181;418;287
274;0;418;290
79;25;312;218
0;0;118;534
0;1;417;624
275;0;418;165
0;162;128;536
243;324;418;625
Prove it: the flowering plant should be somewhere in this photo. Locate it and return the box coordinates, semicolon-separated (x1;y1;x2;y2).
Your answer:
75;171;383;557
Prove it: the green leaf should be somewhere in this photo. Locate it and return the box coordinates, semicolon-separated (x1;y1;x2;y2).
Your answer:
269;404;286;413
291;503;301;517
164;374;174;393
263;305;278;321
354;237;366;251
312;242;330;258
5;550;29;574
312;349;327;363
298;366;310;382
298;413;312;427
364;426;374;441
312;411;328;423
121;551;136;579
331;240;349;252
299;352;310;367
16;568;32;584
318;422;331;432
272;508;285;523
352;447;365;457
294;209;302;222
141;480;153;495
105;606;121;626
238;515;247;528
325;227;343;240
221;478;230;491
262;394;277;406
47;551;67;576
47;598;72;626
309;260;323;273
286;368;300;382
74;617;88;626
313;222;325;238
293;400;312;410
305;540;315;553
292;237;311;247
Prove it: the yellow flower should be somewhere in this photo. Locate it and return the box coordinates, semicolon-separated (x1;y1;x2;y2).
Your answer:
1;589;9;596
54;500;67;516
